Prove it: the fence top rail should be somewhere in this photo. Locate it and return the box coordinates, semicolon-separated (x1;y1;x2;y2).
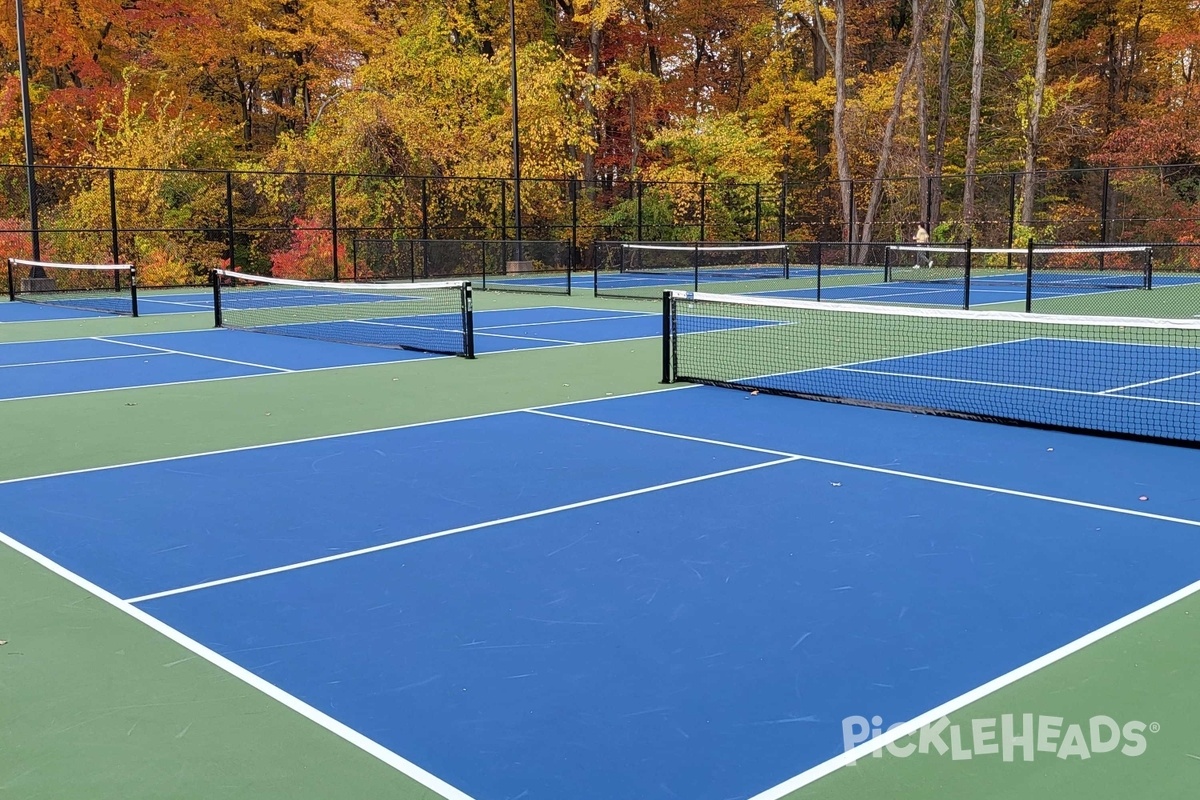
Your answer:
3;161;1196;190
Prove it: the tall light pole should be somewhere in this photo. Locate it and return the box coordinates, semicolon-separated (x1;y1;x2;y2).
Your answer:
508;0;522;258
14;0;41;266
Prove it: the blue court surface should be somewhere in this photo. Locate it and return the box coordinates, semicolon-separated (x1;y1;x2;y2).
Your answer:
3;386;1200;800
0;306;663;401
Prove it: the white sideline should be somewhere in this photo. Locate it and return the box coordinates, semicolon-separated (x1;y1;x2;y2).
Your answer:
0;528;477;800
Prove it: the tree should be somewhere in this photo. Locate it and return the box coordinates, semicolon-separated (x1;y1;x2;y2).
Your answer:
1021;0;1053;226
963;0;985;231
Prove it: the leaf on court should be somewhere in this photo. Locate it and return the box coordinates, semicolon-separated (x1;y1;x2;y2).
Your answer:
831;482;841;487
749;390;759;396
1140;496;1149;501
0;640;7;646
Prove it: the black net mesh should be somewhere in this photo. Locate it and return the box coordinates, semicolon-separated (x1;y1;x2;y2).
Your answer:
213;270;473;357
665;291;1200;446
7;259;138;316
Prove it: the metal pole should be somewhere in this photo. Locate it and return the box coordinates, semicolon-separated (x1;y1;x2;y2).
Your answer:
108;168;119;266
570;178;578;295
420;177;430;241
963;236;973;310
779;181;787;242
1025;237;1035;312
636;181;644;241
330;173;339;281
1100;167;1111;243
1008;172;1018;271
15;0;41;269
754;183;761;241
225;171;235;269
500;179;507;242
699;181;707;242
508;0;523;259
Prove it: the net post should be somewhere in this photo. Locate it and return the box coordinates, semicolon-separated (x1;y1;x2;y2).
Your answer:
1145;246;1153;290
6;259;14;301
692;243;699;292
815;243;823;301
1025;238;1035;312
963;237;972;310
783;242;790;280
592;241;599;298
461;282;475;359
661;291;673;384
128;265;139;317
883;245;891;282
211;269;222;327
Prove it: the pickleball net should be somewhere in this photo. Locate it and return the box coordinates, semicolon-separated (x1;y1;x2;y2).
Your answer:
885;244;1153;290
211;270;474;357
662;290;1200;446
623;243;789;281
7;259;138;316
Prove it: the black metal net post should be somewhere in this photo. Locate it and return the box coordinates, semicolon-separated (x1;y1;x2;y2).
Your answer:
1025;238;1035;313
963;238;973;310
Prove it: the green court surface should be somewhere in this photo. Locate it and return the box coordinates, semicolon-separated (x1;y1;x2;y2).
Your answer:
2;287;1198;799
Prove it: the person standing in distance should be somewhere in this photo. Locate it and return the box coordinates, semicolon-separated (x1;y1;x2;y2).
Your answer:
913;222;930;268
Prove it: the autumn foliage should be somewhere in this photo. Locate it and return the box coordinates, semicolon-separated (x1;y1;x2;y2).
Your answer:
0;0;1199;273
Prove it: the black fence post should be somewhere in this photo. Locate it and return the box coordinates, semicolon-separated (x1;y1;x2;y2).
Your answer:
420;177;430;241
500;179;508;242
569;178;578;295
330;173;340;281
1007;173;1018;248
815;243;823;301
108;168;120;266
225;171;235;270
699;181;707;242
351;234;358;281
846;180;855;266
1100;167;1112;243
636;181;644;241
754;183;762;241
779;181;787;242
925;175;934;226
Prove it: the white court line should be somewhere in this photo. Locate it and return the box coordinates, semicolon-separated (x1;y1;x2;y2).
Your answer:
0;331;664;405
531;410;1200;529
0;385;693;485
0;528;476;800
475;312;654;330
747;575;1200;800
1102;369;1200;394
822;366;1200;409
93;337;293;373
0;351;173;370
125;456;798;604
474;330;578;345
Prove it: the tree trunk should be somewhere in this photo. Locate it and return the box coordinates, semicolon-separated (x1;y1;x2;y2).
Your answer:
1021;0;1052;226
963;0;985;231
583;22;601;183
931;0;953;229
821;0;854;245
858;0;931;258
914;0;930;230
